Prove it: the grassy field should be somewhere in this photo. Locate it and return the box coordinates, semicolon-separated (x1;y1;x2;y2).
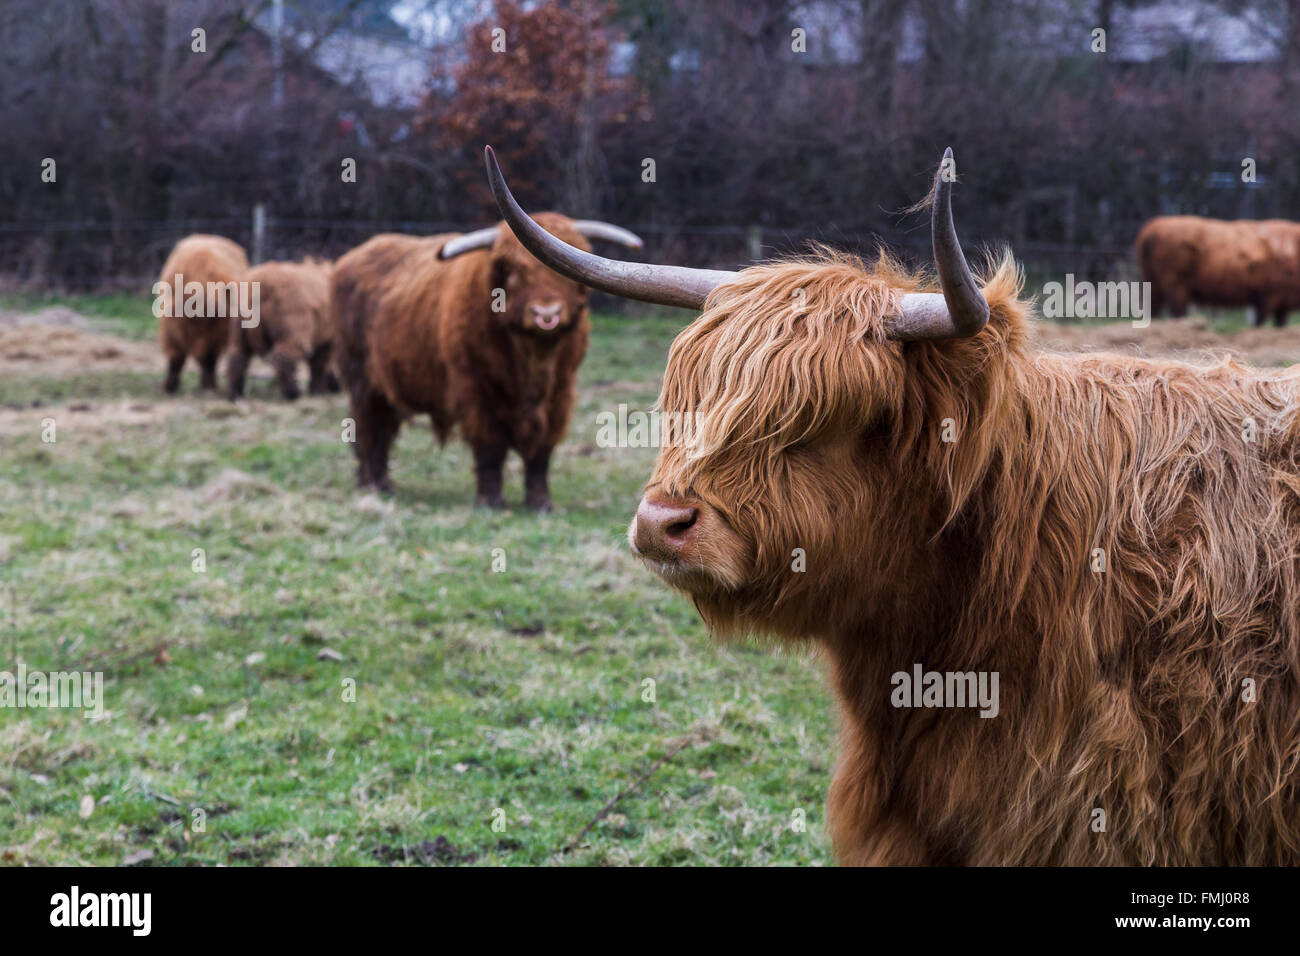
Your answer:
0;294;837;866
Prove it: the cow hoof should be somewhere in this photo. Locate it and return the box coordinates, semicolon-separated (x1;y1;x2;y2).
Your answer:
526;498;553;513
476;495;507;510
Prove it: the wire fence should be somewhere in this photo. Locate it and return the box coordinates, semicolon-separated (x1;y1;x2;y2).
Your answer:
0;214;1144;297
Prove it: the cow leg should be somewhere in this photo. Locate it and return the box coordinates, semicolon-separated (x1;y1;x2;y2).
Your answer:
163;352;186;394
307;345;334;395
226;347;250;400
1147;287;1164;319
197;351;220;391
523;448;553;512
352;390;401;492
270;344;302;401
472;442;508;509
1274;308;1289;328
1249;297;1267;328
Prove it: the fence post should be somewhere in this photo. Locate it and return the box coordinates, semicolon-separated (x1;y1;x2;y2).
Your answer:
252;204;266;265
746;224;763;262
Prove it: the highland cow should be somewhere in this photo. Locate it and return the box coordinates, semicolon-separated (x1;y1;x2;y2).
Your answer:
155;234;249;393
489;146;1300;865
1136;215;1300;326
330;215;642;509
228;259;338;400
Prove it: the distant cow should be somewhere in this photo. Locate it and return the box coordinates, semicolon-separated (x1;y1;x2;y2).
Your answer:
228;259;337;400
1136;215;1300;326
330;215;642;509
155;234;249;393
489;146;1300;865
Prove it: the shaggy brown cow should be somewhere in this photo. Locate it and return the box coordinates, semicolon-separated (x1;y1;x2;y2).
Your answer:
489;146;1300;865
331;215;643;508
155;234;249;393
228;259;338;400
1136;215;1300;326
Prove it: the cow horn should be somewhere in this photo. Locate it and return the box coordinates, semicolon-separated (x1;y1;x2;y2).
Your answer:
438;227;500;260
572;221;645;249
485;146;739;310
484;145;988;334
892;148;990;340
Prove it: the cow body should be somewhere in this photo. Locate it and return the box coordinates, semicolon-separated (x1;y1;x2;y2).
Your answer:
1136;215;1300;326
481;149;1300;863
330;215;592;508
633;254;1300;865
156;234;248;393
228;259;337;400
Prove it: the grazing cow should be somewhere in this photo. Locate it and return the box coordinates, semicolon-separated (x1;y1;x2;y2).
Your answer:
488;146;1300;865
1136;215;1300;326
228;259;338;400
330;215;643;509
155;234;249;393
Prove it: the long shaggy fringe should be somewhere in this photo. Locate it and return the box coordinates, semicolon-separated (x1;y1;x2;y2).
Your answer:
648;249;1300;864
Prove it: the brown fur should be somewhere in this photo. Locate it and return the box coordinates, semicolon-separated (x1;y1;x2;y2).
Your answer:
330;214;591;508
228;259;337;400
1136;215;1300;326
155;234;248;393
635;250;1300;865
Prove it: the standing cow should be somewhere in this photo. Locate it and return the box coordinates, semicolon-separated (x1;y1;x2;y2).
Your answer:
155;234;249;393
330;215;643;509
488;147;1300;865
228;258;337;401
1135;215;1300;326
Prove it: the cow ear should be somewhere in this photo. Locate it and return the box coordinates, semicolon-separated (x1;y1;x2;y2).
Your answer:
490;255;511;293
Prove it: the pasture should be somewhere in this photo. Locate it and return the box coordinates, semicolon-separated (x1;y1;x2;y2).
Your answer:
0;295;835;866
5;293;1300;867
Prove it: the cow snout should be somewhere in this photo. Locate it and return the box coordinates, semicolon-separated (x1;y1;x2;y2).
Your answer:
527;300;564;330
633;496;699;561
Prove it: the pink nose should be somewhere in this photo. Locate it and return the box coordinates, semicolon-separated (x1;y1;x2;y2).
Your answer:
529;302;563;330
634;496;699;561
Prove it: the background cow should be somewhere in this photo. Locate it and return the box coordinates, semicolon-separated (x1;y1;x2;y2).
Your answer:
489;147;1300;865
228;258;337;401
155;234;248;393
330;215;642;509
1136;215;1300;326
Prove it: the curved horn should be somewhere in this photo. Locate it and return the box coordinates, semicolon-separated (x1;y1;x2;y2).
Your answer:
438;227;501;260
485;146;738;310
892;147;990;341
572;220;645;249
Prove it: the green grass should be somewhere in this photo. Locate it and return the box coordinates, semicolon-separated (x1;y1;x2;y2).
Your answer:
0;303;836;866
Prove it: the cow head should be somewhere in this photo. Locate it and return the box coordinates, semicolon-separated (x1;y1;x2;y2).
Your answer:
438;212;644;339
485;146;1027;637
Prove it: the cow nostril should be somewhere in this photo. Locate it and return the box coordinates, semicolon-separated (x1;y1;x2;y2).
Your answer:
665;509;698;539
